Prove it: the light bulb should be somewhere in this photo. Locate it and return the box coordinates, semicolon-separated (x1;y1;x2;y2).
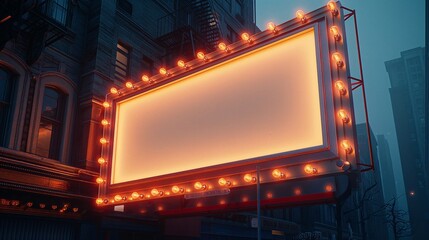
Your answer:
330;26;341;41
272;169;284;179
159;67;168;75
341;140;353;154
142;75;150;82
196;52;206;61
267;22;278;33
99;138;107;144
125;81;133;89
96;198;103;205
102;101;110;108
332;52;344;68
304;164;317;174
110;87;118;94
114;195;122;202
244;174;255;183
327;1;338;15
296;10;306;22
171;185;181;193
218;42;228;52
335;81;347;95
97;157;106;164
177;60;187;68
131;192;139;199
241;32;253;43
96;177;104;184
218;178;230;186
194;181;206;190
338;110;350;123
151;188;159;196
101;119;109;126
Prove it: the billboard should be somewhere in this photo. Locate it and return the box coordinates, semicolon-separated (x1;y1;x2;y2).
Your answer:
97;2;358;215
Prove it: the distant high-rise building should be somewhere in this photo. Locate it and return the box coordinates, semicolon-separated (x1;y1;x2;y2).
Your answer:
385;47;429;240
377;134;397;201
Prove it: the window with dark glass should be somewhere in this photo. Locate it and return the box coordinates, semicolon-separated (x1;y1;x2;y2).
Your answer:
115;42;130;81
226;25;238;43
117;0;133;16
35;87;65;159
232;0;244;23
48;0;69;25
0;68;14;147
142;55;154;75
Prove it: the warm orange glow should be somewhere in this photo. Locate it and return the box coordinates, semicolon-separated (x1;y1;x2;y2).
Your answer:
114;195;122;202
171;185;181;194
272;169;284;179
142;75;150;82
332;52;344;67
304;164;317;174
102;101;110;108
96;177;104;184
101;119;109;126
194;181;206;190
330;26;341;41
111;29;322;184
99;138;107;144
326;1;338;15
177;60;187;68
151;188;159;196
131;192;140;199
218;42;228;52
267;22;277;32
325;184;333;192
294;188;302;195
196;51;206;61
244;174;255;183
97;157;106;164
335;81;347;95
218;178;230;186
159;67;168;75
96;198;103;205
125;81;133;89
267;192;273;198
296;10;306;22
241;32;252;43
338;110;350;123
341;140;353;154
110;87;118;94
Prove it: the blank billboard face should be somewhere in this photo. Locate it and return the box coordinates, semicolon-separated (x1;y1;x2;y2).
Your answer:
111;29;323;184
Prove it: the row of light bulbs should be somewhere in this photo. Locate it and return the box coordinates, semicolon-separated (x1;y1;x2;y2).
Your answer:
96;1;354;205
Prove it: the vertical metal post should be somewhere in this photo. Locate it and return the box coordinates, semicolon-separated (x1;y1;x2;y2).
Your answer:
257;166;261;240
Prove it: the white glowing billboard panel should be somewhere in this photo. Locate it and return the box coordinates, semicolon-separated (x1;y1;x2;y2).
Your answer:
111;29;323;184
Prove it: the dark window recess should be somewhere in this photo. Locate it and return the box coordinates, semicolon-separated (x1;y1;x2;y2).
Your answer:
115;42;130;81
48;0;69;25
35;87;65;159
233;0;244;24
226;25;238;43
20;77;37;151
117;0;133;16
0;68;15;147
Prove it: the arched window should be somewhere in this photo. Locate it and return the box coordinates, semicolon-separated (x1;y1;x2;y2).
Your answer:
35;87;65;159
0;68;15;147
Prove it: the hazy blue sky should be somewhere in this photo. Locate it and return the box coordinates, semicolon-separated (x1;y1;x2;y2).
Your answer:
256;0;425;209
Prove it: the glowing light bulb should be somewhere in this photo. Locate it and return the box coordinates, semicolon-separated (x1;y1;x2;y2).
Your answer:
102;101;110;108
294;188;302;195
177;60;187;68
96;198;103;205
142;75;150;82
335;81;347;95
131;192;139;199
125;81;133;89
151;188;159;196
304;164;317;174
159;67;168;75
218;178;230;186
327;1;338;15
99;138;107;144
267;22;278;33
244;174;255;183
101;119;109;126
196;52;206;61
171;185;181;194
194;181;206;190
330;26;341;41
325;185;333;192
341;140;353;154
332;52;344;68
338;110;350;123
272;169;284;179
218;42;229;52
114;195;122;202
241;32;253;43
110;87;118;94
296;10;306;22
97;157;106;164
96;177;104;184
